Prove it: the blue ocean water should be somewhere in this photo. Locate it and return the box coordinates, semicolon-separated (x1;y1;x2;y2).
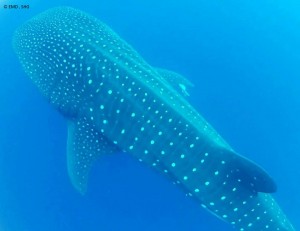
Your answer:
0;0;299;230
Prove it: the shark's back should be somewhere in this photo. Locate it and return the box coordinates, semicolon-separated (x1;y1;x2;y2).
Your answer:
13;6;232;150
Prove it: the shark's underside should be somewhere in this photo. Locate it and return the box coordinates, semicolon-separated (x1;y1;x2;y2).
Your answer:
13;7;295;231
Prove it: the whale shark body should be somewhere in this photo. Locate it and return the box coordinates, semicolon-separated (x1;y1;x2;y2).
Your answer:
13;7;295;231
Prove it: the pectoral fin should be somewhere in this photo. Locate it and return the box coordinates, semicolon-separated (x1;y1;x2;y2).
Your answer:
67;117;119;194
228;150;277;193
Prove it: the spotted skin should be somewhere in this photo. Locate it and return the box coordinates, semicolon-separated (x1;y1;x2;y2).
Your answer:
13;7;295;231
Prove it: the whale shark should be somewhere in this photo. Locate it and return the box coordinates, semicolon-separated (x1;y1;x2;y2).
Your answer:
13;7;295;231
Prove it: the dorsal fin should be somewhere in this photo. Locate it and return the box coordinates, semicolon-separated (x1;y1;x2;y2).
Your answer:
155;68;194;97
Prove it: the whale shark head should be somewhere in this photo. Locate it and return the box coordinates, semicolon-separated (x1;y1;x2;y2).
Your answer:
13;7;116;117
